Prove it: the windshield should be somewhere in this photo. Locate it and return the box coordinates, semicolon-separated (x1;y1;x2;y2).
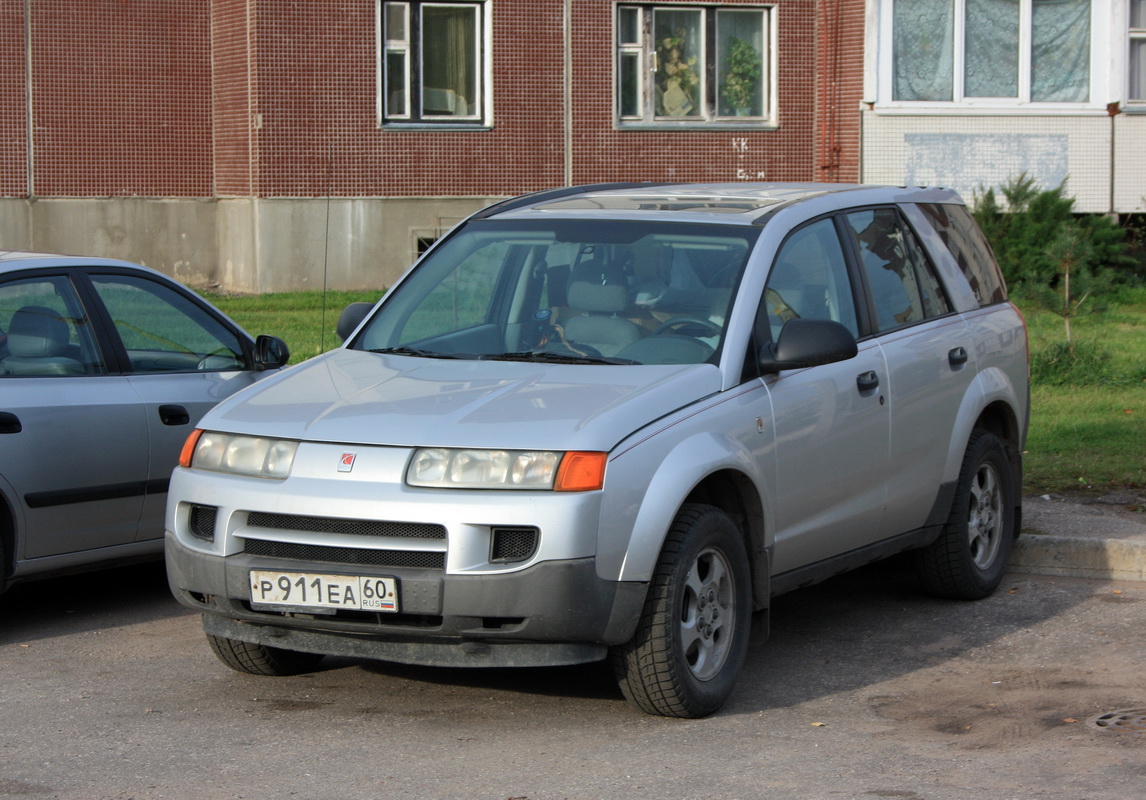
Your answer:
352;219;759;365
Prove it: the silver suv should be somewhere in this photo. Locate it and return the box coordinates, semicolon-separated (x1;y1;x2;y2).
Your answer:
165;183;1029;718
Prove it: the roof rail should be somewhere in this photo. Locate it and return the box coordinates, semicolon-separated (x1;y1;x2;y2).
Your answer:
469;182;676;220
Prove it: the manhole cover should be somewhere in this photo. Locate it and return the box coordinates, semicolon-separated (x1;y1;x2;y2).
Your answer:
1088;708;1146;734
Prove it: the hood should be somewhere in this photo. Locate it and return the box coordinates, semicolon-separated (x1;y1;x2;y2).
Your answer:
200;349;722;451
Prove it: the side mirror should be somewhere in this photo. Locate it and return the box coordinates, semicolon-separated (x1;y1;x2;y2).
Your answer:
253;334;290;370
758;318;858;373
337;302;374;342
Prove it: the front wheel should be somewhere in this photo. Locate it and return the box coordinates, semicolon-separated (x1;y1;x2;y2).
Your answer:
206;633;325;676
915;430;1016;600
611;504;752;718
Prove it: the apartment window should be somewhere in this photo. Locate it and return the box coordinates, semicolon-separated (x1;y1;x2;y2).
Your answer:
617;5;773;125
1132;0;1146;101
891;0;1092;104
381;1;488;125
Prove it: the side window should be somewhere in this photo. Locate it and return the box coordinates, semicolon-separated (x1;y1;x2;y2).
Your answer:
398;241;506;343
918;203;1007;307
761;219;859;341
90;275;246;373
0;276;105;376
845;208;951;332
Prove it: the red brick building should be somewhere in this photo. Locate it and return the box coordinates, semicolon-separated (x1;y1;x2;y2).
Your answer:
1;0;865;291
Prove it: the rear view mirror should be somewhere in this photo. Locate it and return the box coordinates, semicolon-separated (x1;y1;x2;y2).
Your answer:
337;302;374;341
253;334;290;370
758;318;857;373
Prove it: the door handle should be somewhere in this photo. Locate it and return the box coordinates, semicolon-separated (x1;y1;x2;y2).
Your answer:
856;371;879;392
949;346;968;367
159;404;190;426
0;412;22;434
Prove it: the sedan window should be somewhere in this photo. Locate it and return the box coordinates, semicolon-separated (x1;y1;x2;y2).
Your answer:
90;274;246;373
0;276;105;376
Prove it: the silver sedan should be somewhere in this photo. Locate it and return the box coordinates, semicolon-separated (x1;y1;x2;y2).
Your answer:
0;251;288;591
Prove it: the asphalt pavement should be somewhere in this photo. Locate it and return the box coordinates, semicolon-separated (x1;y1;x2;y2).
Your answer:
1012;492;1146;582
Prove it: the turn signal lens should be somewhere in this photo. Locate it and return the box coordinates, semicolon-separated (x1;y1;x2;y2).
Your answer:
554;451;607;492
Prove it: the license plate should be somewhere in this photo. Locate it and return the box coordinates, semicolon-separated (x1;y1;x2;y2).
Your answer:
250;571;398;612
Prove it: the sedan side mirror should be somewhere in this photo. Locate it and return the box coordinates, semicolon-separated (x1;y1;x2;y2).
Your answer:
758;318;858;373
337;302;375;342
253;334;290;370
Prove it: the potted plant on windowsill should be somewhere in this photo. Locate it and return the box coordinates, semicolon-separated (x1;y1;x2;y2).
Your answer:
721;37;761;116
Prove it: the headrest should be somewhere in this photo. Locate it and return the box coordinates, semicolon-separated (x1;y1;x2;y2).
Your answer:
7;306;70;358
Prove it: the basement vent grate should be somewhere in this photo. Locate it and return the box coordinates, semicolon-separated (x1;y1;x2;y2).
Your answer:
1087;708;1146;734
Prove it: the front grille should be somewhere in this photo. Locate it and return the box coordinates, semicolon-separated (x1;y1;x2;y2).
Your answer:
247;512;445;540
243;538;445;569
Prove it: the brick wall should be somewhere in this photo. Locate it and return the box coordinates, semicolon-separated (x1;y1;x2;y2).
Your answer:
3;0;863;200
26;0;212;197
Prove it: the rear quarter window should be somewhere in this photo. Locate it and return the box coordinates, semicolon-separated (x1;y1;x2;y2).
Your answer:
917;203;1007;307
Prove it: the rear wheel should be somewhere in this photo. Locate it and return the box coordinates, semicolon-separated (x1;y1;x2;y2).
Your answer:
611;504;752;718
915;430;1016;600
206;633;325;676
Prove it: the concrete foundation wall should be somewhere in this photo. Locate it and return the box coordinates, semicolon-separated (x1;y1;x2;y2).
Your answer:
0;196;502;292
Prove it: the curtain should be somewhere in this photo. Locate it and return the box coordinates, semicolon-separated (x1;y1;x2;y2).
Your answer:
1031;0;1090;102
893;0;954;101
965;0;1019;97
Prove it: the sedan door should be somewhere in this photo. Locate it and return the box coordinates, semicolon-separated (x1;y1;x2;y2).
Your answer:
85;272;263;542
0;274;149;559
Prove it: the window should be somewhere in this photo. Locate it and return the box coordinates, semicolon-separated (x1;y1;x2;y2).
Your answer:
891;0;1092;104
917;203;1007;306
762;219;859;341
380;1;488;125
845;209;951;332
0;277;104;376
1133;0;1146;102
90;275;246;373
617;5;773;125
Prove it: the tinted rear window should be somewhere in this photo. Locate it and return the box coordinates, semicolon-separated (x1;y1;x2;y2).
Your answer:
917;203;1007;307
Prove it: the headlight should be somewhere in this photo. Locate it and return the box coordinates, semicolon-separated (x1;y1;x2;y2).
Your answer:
407;448;606;491
180;430;298;479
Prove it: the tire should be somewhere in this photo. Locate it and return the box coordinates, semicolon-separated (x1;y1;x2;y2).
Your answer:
915;430;1016;600
611;504;752;718
206;633;325;676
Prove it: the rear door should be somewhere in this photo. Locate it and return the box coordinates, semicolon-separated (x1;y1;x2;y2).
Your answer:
841;207;974;534
0;272;148;559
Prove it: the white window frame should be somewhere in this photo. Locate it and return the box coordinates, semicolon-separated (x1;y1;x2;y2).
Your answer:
872;0;1113;114
614;4;778;128
376;0;493;128
1131;0;1146;103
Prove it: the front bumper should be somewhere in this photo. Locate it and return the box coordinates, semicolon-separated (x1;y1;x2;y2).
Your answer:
166;532;648;668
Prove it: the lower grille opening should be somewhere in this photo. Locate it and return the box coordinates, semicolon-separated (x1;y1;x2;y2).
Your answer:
490;527;539;563
243;539;445;569
189;505;217;542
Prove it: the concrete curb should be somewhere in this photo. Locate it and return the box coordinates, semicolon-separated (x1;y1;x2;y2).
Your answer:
1008;494;1146;582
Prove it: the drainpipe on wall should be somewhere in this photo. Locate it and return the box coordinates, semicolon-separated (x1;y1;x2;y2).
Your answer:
24;0;35;247
563;0;572;187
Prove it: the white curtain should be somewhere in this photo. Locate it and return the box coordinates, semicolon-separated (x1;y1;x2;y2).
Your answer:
1031;0;1090;102
893;0;954;101
965;0;1019;97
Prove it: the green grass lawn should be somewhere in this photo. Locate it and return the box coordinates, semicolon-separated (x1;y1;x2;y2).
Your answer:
206;286;1146;497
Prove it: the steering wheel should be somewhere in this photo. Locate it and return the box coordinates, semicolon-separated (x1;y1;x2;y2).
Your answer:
652;317;722;338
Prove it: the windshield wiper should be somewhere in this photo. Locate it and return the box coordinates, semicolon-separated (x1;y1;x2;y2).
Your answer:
482;351;636;366
368;346;471;360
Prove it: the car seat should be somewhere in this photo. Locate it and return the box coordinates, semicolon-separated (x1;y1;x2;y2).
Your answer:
0;305;85;376
562;260;641;357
